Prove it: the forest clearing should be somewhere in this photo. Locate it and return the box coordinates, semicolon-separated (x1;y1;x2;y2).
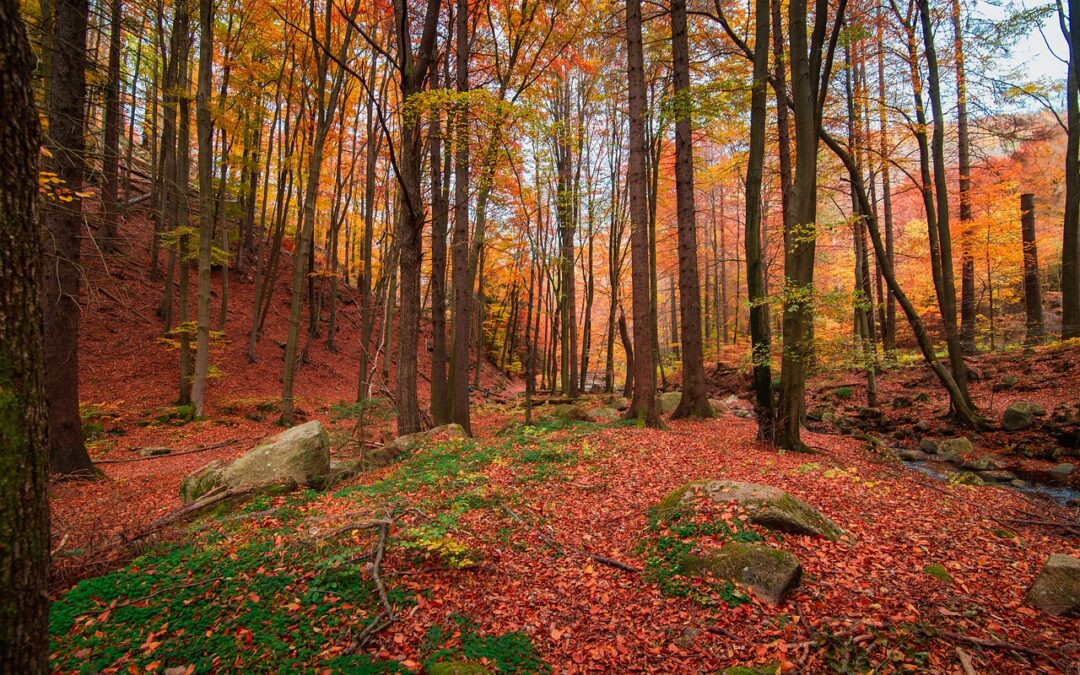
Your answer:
2;0;1080;670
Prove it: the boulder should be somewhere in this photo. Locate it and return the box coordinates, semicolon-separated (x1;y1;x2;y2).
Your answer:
960;457;1004;472
1048;463;1075;482
606;396;630;411
659;479;843;540
899;449;929;462
992;374;1019;392
1026;554;1080;616
918;438;939;454
586;407;621;424
363;423;468;468
938;436;974;455
947;471;986;486
180;421;330;505
658;391;682;414
546;403;590;422
683;543;802;605
978;470;1017;483
1003;401;1046;431
892;395;913;409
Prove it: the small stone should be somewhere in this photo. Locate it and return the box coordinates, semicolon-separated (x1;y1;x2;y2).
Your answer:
1003;401;1047;431
938;436;974;455
914;420;929;433
947;471;986;486
1048;463;1075;482
1026;554;1080;616
978;470;1017;483
1011;479;1030;488
918;438;939;454
900;449;929;462
993;374;1020;392
960;457;1003;472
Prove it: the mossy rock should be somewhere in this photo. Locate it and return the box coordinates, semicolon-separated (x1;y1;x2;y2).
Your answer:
586;407;621;423
1003;401;1046;431
545;404;589;422
364;423;468;469
658;479;843;540
1026;554;1080;616
683;543;802;605
658;392;682;414
605;395;630;411
947;471;985;486
427;661;492;675
937;436;974;455
179;421;330;505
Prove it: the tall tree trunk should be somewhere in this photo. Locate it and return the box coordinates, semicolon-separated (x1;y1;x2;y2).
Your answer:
429;65;450;424
1020;193;1045;346
669;0;712;428
0;4;50;665
100;0;122;251
875;7;896;353
952;0;976;354
449;0;473;433
1062;0;1080;339
175;19;193;407
625;0;660;426
744;0;774;437
41;0;95;475
190;0;214;417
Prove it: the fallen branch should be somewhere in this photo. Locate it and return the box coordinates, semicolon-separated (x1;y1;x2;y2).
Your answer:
121;486;254;544
929;627;1064;671
498;501;640;573
93;438;245;464
345;511;396;653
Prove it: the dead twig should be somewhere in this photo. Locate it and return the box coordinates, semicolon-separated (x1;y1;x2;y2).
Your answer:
344;510;396;653
120;486;255;544
498;500;640;573
930;627;1064;671
93;438;248;464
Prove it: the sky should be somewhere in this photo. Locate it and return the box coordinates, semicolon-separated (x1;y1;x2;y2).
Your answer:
977;0;1070;83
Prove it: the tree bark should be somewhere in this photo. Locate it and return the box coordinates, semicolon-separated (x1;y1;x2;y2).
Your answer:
625;0;660;426
1020;193;1045;346
41;0;95;475
952;0;976;354
0;4;50;666
100;0;123;251
190;0;214;417
1062;0;1080;339
449;0;473;433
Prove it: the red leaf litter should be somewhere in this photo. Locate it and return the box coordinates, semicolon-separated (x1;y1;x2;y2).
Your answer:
51;215;1080;671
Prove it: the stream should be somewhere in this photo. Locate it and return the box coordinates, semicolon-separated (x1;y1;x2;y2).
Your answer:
903;458;1080;506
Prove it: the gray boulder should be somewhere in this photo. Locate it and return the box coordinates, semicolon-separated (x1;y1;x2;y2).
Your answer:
658;391;682;414
545;403;590;421
1003;401;1046;431
1048;462;1075;482
960;457;1004;472
918;438;939;454
1026;554;1080;616
586;407;621;423
683;543;802;605
938;436;974;455
180;421;330;505
659;479;843;540
899;449;929;462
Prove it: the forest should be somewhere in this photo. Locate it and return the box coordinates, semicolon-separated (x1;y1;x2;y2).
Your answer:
1;0;1080;669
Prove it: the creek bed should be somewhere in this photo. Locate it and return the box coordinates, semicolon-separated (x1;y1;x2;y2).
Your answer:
904;458;1080;506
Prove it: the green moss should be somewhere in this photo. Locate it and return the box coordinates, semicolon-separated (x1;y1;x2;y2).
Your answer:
655;479;710;521
722;665;781;675
923;563;953;584
422;616;548;674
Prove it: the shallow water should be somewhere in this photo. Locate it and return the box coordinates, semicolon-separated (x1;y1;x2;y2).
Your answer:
904;459;1080;506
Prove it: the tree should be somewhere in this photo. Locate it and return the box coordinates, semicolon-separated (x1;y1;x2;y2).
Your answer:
743;0;774;437
191;0;215;417
776;0;846;451
450;0;474;433
1062;0;1080;339
669;0;711;419
0;0;50;666
1020;193;1045;345
41;0;95;475
952;0;976;354
625;0;661;426
100;0;123;252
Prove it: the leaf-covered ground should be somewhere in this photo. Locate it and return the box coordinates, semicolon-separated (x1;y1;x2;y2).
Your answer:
51;406;1080;673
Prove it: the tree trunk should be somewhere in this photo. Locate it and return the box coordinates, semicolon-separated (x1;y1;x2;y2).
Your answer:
41;0;95;475
952;0;976;354
100;0;122;251
190;0;214;417
744;0;775;437
1021;193;1045;346
669;0;713;423
449;0;473;433
0;4;51;666
1062;0;1080;339
429;65;449;424
625;0;660;426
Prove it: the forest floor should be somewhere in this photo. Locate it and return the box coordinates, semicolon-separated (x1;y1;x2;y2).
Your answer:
48;217;1080;673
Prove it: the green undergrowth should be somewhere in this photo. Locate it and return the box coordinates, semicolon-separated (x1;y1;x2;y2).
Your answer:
422;615;549;674
638;506;760;606
53;418;598;672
